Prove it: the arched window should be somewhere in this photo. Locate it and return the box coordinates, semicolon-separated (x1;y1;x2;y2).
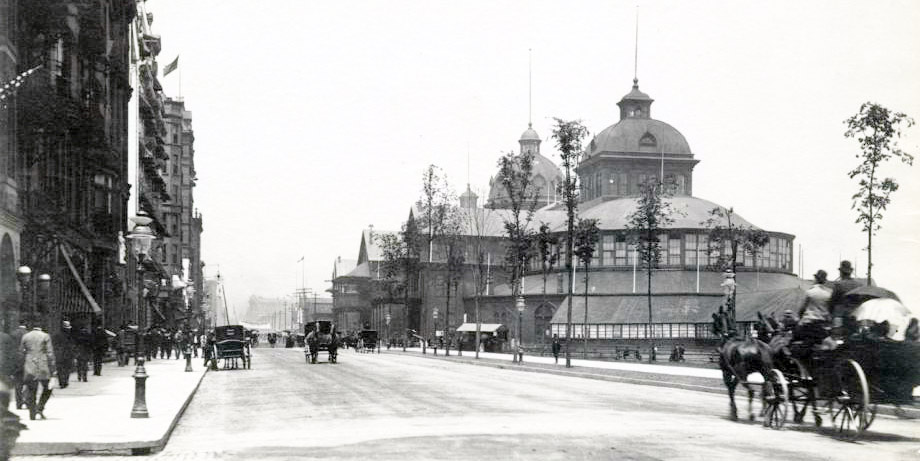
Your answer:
534;303;555;341
639;132;657;148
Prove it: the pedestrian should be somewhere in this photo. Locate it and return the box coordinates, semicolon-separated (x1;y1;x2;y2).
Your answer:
116;325;128;366
191;330;200;358
143;328;154;361
174;329;185;360
51;321;75;388
0;327;17;409
162;329;173;359
20;321;55;420
92;326;109;376
9;322;27;409
551;334;561;364
74;326;92;382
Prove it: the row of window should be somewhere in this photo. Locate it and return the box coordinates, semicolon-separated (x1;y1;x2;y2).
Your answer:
581;172;688;201
550;323;718;339
548;233;792;272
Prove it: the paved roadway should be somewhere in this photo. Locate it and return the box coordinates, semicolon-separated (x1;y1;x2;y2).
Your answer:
21;347;920;460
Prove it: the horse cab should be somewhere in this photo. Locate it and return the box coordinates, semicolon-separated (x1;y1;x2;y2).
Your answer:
214;325;252;370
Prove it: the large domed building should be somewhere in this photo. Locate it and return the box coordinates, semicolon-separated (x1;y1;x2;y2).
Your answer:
470;79;806;347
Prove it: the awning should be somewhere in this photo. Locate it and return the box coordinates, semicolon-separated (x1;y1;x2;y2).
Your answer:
455;323;505;333
550;288;809;325
60;244;102;314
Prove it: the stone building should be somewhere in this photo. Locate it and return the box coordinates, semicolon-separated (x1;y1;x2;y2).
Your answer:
9;0;139;331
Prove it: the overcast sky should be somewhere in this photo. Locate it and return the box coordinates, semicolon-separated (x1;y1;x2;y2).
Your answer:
145;0;920;318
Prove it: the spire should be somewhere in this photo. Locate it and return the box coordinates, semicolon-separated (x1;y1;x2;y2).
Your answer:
528;48;533;127
633;5;639;82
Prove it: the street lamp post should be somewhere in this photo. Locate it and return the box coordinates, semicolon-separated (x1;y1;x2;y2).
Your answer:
432;307;439;356
127;212;156;418
516;295;526;364
385;311;391;350
16;266;51;327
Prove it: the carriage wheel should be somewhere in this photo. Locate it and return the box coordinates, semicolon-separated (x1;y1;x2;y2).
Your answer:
763;369;789;429
831;359;870;440
864;403;878;429
788;358;813;424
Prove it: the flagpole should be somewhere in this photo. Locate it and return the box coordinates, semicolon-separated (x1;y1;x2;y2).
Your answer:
695;245;700;293
632;246;637;293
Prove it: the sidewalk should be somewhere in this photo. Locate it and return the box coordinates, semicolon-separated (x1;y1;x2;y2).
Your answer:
387;347;920;419
10;356;207;456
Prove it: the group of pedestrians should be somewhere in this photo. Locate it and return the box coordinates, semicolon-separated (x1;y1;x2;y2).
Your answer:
139;327;202;361
1;319;110;421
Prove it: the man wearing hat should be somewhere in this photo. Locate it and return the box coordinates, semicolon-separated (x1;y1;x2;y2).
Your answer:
829;260;862;320
52;321;75;389
794;269;833;346
20;321;55;420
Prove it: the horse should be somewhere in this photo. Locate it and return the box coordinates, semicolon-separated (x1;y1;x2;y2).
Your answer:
712;306;777;423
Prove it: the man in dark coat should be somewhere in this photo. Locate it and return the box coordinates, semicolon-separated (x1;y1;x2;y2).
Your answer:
51;321;75;388
74;326;93;382
829;260;863;333
551;334;562;364
9;323;27;409
92;326;108;376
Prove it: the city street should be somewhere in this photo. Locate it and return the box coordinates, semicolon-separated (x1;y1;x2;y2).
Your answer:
21;347;919;460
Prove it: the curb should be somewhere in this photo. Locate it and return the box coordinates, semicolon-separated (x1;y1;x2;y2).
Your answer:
144;365;209;455
389;351;920;420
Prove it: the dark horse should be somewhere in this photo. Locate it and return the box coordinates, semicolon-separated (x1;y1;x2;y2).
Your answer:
712;307;777;423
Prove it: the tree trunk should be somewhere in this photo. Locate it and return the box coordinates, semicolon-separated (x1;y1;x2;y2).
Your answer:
583;261;589;359
445;269;451;356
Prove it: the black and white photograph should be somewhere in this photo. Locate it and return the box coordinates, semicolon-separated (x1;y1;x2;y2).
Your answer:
0;1;918;460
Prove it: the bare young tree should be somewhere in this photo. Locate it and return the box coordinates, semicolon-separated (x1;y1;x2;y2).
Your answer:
416;165;455;341
551;118;589;368
535;222;559;346
496;150;539;363
625;181;677;362
440;204;464;356
844;103;915;285
702;206;769;329
464;202;498;359
573;218;599;359
377;220;420;352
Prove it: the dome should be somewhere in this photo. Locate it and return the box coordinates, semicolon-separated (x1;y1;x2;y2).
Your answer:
487;151;563;208
520;123;541;142
577;195;758;231
589;118;692;157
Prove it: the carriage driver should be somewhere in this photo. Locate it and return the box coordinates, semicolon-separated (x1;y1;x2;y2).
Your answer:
793;269;833;347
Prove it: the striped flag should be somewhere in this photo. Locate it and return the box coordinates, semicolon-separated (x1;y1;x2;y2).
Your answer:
163;55;179;76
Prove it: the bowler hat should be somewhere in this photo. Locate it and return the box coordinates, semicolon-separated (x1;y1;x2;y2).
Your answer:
814;269;827;281
62;321;72;329
839;260;853;274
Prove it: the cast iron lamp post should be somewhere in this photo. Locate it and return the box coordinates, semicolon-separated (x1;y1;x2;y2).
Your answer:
385;311;391;350
16;267;51;324
127;212;157;418
432;307;439;355
516;295;526;364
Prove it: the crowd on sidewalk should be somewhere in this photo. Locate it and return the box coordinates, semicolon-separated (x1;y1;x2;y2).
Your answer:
0;318;214;422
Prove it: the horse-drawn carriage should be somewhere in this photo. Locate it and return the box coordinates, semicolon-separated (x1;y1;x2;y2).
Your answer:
714;286;920;440
358;330;378;353
305;321;339;364
214;325;251;370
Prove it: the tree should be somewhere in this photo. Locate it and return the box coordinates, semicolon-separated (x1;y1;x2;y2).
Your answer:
417;165;454;340
440;204;465;356
465;202;498;359
377;220;421;352
573;218;600;359
535;222;559;345
496;150;539;363
552;118;589;368
844;102;915;285
702;206;770;329
625;181;677;362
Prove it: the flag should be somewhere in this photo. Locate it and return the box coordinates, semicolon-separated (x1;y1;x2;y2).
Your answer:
297;256;304;263
163;55;179;76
